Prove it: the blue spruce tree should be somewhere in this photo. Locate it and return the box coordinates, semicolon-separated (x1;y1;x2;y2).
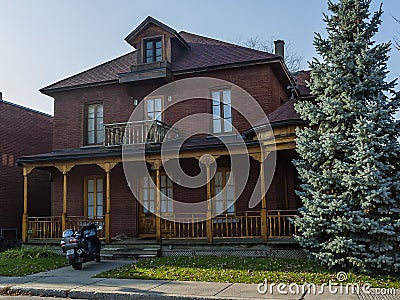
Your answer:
294;0;400;273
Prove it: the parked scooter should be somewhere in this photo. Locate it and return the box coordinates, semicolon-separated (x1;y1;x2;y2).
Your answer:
60;223;102;270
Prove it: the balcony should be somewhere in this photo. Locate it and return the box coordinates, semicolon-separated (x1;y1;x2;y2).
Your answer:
104;120;179;146
118;61;172;83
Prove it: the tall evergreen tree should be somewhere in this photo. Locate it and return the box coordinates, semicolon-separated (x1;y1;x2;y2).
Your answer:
294;0;400;273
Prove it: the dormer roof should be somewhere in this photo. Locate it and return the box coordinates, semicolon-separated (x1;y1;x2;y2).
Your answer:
125;16;190;49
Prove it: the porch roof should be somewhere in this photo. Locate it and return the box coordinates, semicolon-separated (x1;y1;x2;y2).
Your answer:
16;135;261;165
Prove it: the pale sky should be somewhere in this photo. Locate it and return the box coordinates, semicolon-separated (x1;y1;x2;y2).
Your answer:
0;0;399;115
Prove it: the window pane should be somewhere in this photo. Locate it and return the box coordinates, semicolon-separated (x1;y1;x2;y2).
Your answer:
212;91;220;101
88;193;94;206
88;106;95;117
155;40;162;48
213;104;221;117
224;119;233;132
156;48;162;57
147;99;154;112
223;90;231;104
146;49;153;58
96;105;103;117
96;179;103;191
226;202;235;214
97;192;103;205
87;180;94;193
88;132;94;144
96;130;103;144
149;189;154;201
149;201;154;213
143;188;148;200
226;186;234;201
223;104;231;119
88;207;94;218
161;201;167;213
213;119;221;133
88;119;95;131
146;41;153;49
154;98;162;112
97;205;103;217
161;175;166;187
215;172;222;186
145;56;152;63
215;201;224;214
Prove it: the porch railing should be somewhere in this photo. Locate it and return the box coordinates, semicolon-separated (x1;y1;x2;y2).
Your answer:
104;120;179;146
27;217;62;239
213;212;262;238
66;216;105;239
161;213;207;239
161;210;299;239
267;210;299;238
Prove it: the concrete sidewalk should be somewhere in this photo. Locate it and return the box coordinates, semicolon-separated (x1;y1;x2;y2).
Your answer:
0;260;397;300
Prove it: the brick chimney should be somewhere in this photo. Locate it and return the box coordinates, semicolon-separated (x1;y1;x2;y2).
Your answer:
274;40;285;59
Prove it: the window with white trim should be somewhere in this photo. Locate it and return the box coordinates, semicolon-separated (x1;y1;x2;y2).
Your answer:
212;89;232;134
145;98;162;121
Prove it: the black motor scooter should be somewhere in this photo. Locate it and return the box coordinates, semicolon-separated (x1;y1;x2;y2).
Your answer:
60;223;102;270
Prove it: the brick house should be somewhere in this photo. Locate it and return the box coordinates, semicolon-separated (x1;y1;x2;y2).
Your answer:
0;93;53;239
18;17;311;244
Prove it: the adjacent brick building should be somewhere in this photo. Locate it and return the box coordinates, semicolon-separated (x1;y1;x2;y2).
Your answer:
0;94;53;238
18;17;311;243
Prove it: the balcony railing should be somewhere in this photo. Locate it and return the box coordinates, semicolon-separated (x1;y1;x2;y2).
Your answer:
104;120;179;146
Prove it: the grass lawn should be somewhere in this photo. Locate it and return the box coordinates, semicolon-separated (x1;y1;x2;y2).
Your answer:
0;247;67;276
96;256;400;288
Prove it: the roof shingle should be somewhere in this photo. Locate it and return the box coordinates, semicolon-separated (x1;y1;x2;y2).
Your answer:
41;30;279;92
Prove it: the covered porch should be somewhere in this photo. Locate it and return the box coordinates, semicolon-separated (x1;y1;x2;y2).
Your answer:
19;120;300;244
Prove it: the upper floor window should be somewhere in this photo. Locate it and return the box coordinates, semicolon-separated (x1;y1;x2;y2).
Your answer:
145;97;162;121
214;170;235;215
145;38;163;63
212;89;232;134
86;103;103;145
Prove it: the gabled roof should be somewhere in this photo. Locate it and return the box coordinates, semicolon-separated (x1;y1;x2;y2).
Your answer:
41;27;280;93
0;99;53;118
125;16;190;49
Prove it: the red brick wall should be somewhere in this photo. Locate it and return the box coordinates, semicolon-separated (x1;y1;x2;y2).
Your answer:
52;64;288;150
0;101;53;235
51;163;137;237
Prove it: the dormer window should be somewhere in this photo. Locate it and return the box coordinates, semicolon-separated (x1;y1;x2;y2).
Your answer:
145;38;163;63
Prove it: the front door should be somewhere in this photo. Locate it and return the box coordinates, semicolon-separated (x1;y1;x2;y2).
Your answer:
138;175;173;237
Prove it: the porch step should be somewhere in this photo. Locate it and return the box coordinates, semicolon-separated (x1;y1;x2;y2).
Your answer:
100;245;160;260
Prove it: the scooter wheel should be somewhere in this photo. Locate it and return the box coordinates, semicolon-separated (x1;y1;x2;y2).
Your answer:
96;255;101;262
71;261;82;270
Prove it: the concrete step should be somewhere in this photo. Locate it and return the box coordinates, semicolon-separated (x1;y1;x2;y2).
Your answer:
100;246;160;260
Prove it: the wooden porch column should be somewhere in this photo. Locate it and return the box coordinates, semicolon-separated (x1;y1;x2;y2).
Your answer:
22;166;33;242
199;154;218;244
153;160;162;243
62;170;68;232
97;162;118;244
55;165;73;233
251;151;271;242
